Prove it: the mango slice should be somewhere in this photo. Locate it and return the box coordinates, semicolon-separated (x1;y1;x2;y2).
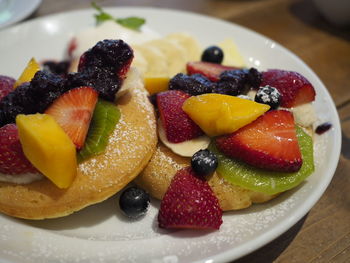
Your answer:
182;93;270;136
144;76;170;95
14;58;40;88
16;114;77;189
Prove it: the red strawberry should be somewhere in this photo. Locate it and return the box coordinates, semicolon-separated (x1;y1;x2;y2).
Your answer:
216;110;302;172
261;69;316;108
157;90;203;143
45;86;98;149
0;124;38;175
0;75;15;102
186;61;239;81
158;167;223;230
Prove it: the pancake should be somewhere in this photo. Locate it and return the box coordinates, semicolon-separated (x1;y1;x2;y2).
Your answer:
136;142;277;211
0;68;157;219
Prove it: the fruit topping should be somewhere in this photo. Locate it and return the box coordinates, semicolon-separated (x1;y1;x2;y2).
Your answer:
157;90;203;143
216;110;302;172
72;39;133;101
119;186;150;219
210;126;314;195
78;99;121;162
14;58;40;88
45;86;98;149
315;122;332;135
0;71;68;127
16;114;77;189
186;61;238;82
144;76;170;95
158;119;210;157
191;149;218;177
261;69;316;108
182;93;270;137
217;38;246;67
201;46;224;64
169;73;214;96
0;124;38;175
254;85;281;110
43;60;71;77
0;75;15;102
158;167;222;230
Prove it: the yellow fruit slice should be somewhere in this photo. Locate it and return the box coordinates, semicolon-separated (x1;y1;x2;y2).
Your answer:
14;58;40;88
218;38;246;67
16;114;77;189
182;94;270;136
144;76;170;95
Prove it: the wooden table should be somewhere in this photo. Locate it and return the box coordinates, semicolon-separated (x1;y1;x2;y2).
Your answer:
26;0;350;262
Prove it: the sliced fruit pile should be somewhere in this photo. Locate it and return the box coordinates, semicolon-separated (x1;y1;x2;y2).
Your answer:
149;44;318;230
0;39;132;189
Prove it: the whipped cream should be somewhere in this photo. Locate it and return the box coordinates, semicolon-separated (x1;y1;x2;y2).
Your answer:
71;21;160;58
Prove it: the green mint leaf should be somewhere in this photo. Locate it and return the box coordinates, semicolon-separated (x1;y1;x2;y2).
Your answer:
116;17;145;31
91;1;145;30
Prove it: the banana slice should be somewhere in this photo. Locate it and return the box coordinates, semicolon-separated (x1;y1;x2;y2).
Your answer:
147;38;188;76
131;48;148;76
133;45;168;76
166;32;202;61
218;38;246;67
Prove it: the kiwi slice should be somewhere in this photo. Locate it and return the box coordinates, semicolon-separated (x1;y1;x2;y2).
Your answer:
78;99;121;162
209;126;314;195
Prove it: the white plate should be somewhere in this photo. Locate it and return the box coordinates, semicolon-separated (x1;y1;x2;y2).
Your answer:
0;7;341;263
0;0;41;29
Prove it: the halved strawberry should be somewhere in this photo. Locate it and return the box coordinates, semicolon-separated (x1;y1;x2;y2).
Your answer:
45;86;98;149
0;75;15;102
186;61;239;81
157;90;203;143
216;110;302;172
261;69;316;108
0;124;38;175
158;167;223;230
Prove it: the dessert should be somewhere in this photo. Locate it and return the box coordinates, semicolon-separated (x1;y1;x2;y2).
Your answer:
0;39;157;219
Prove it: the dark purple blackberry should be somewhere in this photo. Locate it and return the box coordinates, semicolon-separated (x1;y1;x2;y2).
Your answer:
169;73;214;95
246;68;262;89
43;60;71;77
76;39;133;101
255;85;281;109
214;70;247;95
0;71;68;126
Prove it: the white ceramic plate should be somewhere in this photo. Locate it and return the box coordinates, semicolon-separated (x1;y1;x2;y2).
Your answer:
0;0;42;29
0;7;341;263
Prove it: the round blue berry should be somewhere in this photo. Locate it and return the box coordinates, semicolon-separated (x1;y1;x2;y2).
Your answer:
191;149;218;176
119;186;150;219
201;46;224;64
255;85;281;109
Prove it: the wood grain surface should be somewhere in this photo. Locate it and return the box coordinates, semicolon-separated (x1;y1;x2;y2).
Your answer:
20;0;350;262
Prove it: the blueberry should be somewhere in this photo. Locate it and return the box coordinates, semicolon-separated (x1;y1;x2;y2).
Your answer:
191;149;218;176
255;85;281;109
201;46;224;64
119;187;150;219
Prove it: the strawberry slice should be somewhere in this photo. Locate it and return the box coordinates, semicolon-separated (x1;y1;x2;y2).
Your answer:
158;167;223;230
186;61;239;81
0;124;38;175
0;75;15;102
157;90;203;143
45;86;98;149
216;110;302;172
261;69;316;108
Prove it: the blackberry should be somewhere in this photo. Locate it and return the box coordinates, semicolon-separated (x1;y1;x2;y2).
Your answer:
201;46;224;64
255;85;281;109
169;73;214;95
43;60;71;77
0;71;67;126
76;39;133;101
191;149;218;177
246;67;262;89
214;70;247;95
119;186;150;219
